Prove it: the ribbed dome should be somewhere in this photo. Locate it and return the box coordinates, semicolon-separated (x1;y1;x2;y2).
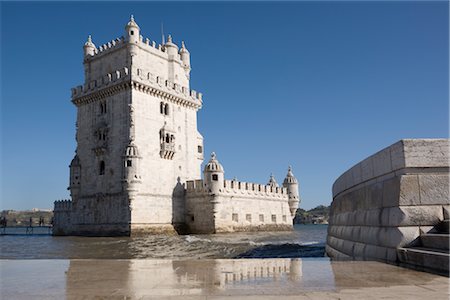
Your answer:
70;154;80;166
267;174;279;188
283;166;298;184
84;35;95;47
179;41;189;54
125;15;140;29
165;35;179;49
204;152;224;173
124;142;139;157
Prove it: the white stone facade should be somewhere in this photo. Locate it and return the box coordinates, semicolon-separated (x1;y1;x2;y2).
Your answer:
53;17;300;236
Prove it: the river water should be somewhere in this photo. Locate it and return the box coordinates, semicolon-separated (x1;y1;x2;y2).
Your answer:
0;224;327;259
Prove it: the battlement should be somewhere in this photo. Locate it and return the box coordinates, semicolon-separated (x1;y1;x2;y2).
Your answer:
86;35;186;63
54;199;72;211
71;66;202;104
186;179;287;198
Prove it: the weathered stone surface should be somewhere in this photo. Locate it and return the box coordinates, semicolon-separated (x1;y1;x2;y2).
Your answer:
403;139;450;168
327;139;449;265
419;174;450;205
399;175;420;206
382;177;400;208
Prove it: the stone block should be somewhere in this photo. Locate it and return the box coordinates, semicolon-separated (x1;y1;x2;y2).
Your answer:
365;209;381;226
372;147;392;178
355;210;365;226
351;163;363;187
341;239;355;256
361;157;374;182
353;242;366;258
418;174;450;205
364;244;387;261
382;177;400;208
399;175;420;206
383;206;443;227
385;248;397;262
366;182;383;209
390;140;406;170
403;139;450;168
377;226;420;248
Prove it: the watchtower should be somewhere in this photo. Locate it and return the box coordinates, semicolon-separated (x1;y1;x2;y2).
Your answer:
66;16;204;235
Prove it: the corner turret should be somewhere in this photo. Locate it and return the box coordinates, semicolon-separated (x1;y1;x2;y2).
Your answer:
267;173;279;188
69;154;81;201
283;166;300;218
203;152;224;195
125;15;140;44
83;35;96;57
122;142;142;193
164;34;179;58
179;41;191;74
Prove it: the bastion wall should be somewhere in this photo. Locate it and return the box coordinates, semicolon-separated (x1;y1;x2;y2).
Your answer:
186;179;293;234
326;139;449;262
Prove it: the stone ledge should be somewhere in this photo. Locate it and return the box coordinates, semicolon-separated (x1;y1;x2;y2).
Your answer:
333;139;449;197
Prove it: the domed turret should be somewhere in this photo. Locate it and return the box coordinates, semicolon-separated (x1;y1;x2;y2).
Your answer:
122;142;141;192
164;34;179;57
125;15;140;44
203;152;224;195
179;41;190;67
83;35;96;57
283;166;300;218
69;154;81;200
267;173;279;188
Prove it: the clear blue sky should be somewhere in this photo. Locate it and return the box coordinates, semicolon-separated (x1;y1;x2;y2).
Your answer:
1;1;448;210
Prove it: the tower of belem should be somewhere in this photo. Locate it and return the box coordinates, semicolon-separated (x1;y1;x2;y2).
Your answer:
53;17;300;236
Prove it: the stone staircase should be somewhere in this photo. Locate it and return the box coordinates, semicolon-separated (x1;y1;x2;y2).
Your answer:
398;219;450;276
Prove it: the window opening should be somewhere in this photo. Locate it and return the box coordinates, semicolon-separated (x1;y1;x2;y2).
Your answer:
99;161;105;175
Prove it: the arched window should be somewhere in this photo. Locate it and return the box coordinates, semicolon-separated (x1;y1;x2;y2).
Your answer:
160;102;164;114
212;174;218;181
99;161;105;175
165;134;170;143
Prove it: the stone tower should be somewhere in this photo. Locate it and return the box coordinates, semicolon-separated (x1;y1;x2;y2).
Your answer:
66;16;204;235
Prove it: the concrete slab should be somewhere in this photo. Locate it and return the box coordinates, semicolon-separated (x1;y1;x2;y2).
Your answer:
1;259;448;299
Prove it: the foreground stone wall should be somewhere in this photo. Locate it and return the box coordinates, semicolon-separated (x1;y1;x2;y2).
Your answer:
326;139;449;262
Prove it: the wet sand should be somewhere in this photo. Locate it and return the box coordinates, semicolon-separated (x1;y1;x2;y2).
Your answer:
1;258;448;299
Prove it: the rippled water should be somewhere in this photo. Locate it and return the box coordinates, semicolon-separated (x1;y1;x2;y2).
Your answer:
0;224;327;259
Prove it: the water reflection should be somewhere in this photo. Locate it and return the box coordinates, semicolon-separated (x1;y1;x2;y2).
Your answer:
2;258;446;299
66;258;315;297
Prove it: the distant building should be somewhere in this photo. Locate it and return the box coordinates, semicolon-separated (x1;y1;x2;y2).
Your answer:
53;16;300;236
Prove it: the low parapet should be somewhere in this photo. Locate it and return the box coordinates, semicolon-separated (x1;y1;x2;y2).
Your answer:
54;199;72;211
132;66;202;102
71;67;130;98
186;179;287;197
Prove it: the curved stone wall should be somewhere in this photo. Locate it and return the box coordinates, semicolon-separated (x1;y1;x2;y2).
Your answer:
326;139;449;262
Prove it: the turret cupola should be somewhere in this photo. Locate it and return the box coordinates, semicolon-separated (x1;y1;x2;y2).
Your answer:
122;142;142;192
125;15;140;44
283;166;300;218
203;152;224;195
164;34;179;57
179;41;191;66
69;154;81;201
267;173;279;188
83;35;96;57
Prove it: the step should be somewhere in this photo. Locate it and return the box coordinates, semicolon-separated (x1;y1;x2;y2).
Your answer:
436;220;450;234
397;247;450;276
420;233;450;250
